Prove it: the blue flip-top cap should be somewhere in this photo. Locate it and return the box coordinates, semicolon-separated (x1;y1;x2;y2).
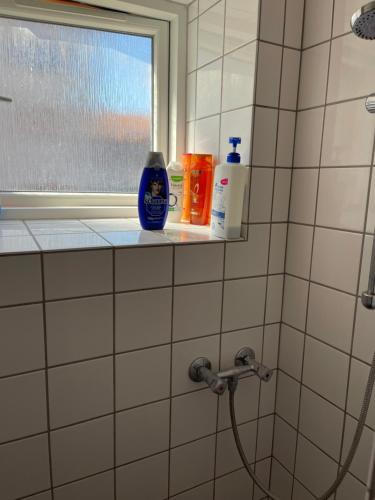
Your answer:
227;137;241;163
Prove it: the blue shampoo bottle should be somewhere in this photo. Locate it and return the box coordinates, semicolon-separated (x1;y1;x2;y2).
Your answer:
138;152;169;230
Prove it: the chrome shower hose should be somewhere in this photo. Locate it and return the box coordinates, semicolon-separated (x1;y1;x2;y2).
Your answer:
229;349;375;500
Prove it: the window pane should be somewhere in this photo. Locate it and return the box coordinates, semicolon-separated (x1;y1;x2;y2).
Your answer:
0;17;152;193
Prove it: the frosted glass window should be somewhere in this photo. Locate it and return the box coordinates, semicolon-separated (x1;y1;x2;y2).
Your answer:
0;17;153;193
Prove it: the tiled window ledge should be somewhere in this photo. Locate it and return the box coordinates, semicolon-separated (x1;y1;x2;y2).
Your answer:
0;219;233;254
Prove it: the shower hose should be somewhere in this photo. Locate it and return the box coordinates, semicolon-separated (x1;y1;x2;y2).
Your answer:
229;349;375;500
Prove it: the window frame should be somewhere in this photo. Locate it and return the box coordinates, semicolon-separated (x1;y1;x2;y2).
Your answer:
0;0;176;219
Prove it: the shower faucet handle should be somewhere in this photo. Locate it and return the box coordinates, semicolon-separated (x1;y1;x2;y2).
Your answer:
235;347;274;382
189;358;227;395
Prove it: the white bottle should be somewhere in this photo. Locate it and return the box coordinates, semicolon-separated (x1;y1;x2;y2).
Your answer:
211;137;247;239
167;161;184;222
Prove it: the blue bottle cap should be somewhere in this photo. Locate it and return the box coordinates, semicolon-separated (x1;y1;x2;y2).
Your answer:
227;137;241;164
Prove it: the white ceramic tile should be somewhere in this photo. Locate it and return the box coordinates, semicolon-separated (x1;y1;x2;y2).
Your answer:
294;108;324;167
316;167;369;231
279;324;304;380
51;416;113;486
195;115;220;160
100;230;169;247
259;0;285;44
367;174;375;233
252;107;278;166
272;169;292;222
269;223;287;274
35;233;110;251
347;358;375;428
299;386;344;460
116;400;169;465
158;228;220;243
116;288;171;352
359;234;373;294
311;227;362;293
225;0;259;53
198;0;225;67
248;168;274;222
342;415;373;483
25;493;52;500
216;421;257;476
171;482;213;500
222;277;267;331
0;304;45;377
199;0;218;13
44;250;112;300
280;49;301;111
257;415;274;461
299;43;330;109
0;254;42;306
276;371;300;427
220;326;263;370
303;0;333;48
27;220;92;235
171;389;217;446
292;481;316;500
170;435;215;495
0;371;47;443
54;471;114;500
0;222;29;237
289;168;319;224
333;0;364;37
116;345;170;409
188;20;198;72
336;471;366;500
172;335;220;396
265;275;284;323
273;416;297;472
322;99;375;166
81;218;139;232
46;295;113;365
115;246;173;291
222;42;257;112
225;224;270;279
282;275;308;331
254;459;272;500
187;120;195;152
220;106;253;165
260;368;277;416
187;71;196;122
215;469;253;500
286;223;313;279
307;283;355;352
188;0;198;21
284;0;304;48
271;460;293;500
175;242;224;284
277;111;296;167
256;42;283;107
0;435;50;500
354;298;375;364
196;59;222;119
303;336;350;408
48;357;113;428
0;235;39;254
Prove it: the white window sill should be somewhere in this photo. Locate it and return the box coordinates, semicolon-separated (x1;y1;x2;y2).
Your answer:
0;218;240;254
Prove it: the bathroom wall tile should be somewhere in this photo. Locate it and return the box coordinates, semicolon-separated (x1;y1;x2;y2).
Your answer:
195;114;220;160
284;0;304;48
0;235;39;254
254;459;272;500
276;111;296;167
272;169;292;222
170;435;216;496
303;0;333;48
276;371;300;427
336;472;366;500
354;299;375;364
322;99;375;166
54;471;114;500
257;415;274;460
187;72;196;122
26;493;52;500
175;243;224;284
172;335;220;396
220;106;253;165
265;275;284;323
279;324;304;380
220;326;263;370
199;0;219;14
222;277;267;331
0;434;50;500
292;480;316;500
225;0;259;53
115;246;173;292
35;233;110;251
173;282;222;341
280;49;300;111
295;435;338;497
269;223;287;274
116;400;169;465
367;174;375;233
271;460;293;500
51;416;113;486
188;0;198;22
263;323;280;368
196;59;222;119
359;234;373;294
289;169;319;224
44;250;112;300
303;336;350;408
311;227;362;293
46;295;113;365
248;168;274;222
260;369;277;416
0;371;47;443
282;275;308;331
216;421;257;476
333;0;364;37
188;19;198;72
0;254;42;306
215;468;253;500
198;0;225;67
285;223;313;279
116;288;171;351
299;386;344;460
307;283;355;352
273;416;297;472
48;357;113;428
0;304;45;377
116;345;170;409
316;167;369;231
252;107;278;166
171;482;214;500
222;42;257;112
225;224;270;279
342;415;372;483
116;451;168;500
256;42;282;107
259;0;285;44
187;121;195;152
294;108;324;167
171;389;217;447
299;43;330;109
347;358;375;428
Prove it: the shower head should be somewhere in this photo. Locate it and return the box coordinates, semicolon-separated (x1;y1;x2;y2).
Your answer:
351;1;375;39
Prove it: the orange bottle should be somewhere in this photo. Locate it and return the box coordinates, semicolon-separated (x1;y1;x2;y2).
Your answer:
181;154;192;223
189;154;213;225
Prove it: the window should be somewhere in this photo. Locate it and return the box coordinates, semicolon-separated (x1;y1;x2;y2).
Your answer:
0;0;171;216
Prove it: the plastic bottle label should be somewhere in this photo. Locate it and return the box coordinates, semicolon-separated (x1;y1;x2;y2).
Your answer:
144;177;168;219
